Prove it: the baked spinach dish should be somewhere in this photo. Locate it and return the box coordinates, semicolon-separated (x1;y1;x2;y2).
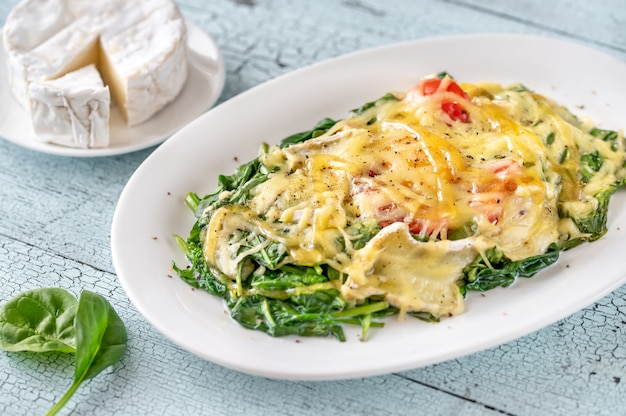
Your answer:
174;73;626;341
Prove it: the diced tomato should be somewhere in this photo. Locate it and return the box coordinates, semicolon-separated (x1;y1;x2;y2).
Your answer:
421;78;442;96
492;159;522;177
378;219;395;228
446;81;468;99
467;160;523;225
378;217;447;237
469;197;502;225
419;77;471;123
377;203;396;213
408;220;426;235
441;101;470;123
420;78;468;99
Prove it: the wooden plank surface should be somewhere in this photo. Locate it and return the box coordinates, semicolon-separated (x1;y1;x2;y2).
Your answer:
0;0;625;415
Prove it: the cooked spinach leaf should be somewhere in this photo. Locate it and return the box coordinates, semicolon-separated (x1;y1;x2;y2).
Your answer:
461;244;560;292
350;93;398;115
573;186;616;241
174;222;395;341
280;117;338;148
580;151;603;183
194;157;275;227
589;127;619;151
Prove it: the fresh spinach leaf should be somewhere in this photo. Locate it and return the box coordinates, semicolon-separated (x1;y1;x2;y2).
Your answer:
0;288;127;416
0;288;77;353
73;291;127;381
47;290;127;415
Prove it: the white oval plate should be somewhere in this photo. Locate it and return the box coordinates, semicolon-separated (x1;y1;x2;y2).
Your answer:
0;20;225;157
112;34;626;380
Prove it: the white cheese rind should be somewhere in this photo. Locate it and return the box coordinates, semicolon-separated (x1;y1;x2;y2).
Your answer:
29;64;110;148
16;17;100;108
100;5;188;126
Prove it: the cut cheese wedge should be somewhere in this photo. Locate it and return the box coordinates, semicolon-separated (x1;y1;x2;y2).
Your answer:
29;64;110;148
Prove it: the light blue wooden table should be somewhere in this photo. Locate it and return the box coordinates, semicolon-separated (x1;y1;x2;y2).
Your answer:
1;1;625;415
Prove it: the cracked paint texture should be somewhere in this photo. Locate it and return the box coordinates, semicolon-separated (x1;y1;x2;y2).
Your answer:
0;0;625;415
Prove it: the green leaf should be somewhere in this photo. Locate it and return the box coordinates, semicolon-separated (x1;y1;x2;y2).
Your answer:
589;127;619;151
462;244;560;292
250;266;328;291
579;151;603;183
350;93;398;115
508;83;530;92
0;288;77;353
350;221;381;250
559;147;569;164
279;117;338;148
193;159;274;226
74;291;127;381
47;291;127;416
573;186;616;241
184;192;200;212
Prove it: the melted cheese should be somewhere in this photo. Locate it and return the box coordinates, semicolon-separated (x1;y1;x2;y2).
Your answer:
342;223;489;317
202;77;626;318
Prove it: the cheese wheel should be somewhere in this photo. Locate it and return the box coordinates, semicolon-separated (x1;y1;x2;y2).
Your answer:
2;0;188;147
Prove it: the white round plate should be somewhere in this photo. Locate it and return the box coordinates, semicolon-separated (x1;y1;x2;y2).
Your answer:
111;34;626;380
0;20;225;157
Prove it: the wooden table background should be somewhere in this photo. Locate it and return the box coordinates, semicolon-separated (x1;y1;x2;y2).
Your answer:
1;1;625;415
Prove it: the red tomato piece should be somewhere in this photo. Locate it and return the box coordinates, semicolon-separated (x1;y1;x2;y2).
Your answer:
420;78;468;98
421;78;441;96
441;101;470;123
446;81;469;99
408;221;425;235
419;77;471;122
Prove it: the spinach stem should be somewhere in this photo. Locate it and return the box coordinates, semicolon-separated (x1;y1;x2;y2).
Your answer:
360;313;372;341
45;381;81;416
184;192;200;212
331;301;389;318
261;298;276;328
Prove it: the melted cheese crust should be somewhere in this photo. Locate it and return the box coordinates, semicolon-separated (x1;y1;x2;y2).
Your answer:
203;77;626;318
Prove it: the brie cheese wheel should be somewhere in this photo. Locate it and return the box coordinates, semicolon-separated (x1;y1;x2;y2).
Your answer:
29;64;110;148
2;0;188;147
